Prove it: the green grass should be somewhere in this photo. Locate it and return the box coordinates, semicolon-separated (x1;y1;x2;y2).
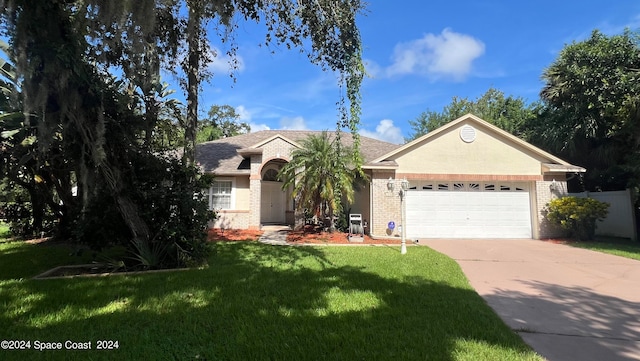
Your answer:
569;237;640;261
0;222;11;238
0;240;97;280
0;241;543;361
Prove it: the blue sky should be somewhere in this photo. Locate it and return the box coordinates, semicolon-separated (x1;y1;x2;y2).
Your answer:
182;1;640;144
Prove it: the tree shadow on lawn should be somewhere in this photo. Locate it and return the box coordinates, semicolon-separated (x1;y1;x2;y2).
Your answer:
484;281;640;361
0;241;93;281
1;243;540;361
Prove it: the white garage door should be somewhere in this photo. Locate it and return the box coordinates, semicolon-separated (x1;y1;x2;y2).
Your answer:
405;182;532;239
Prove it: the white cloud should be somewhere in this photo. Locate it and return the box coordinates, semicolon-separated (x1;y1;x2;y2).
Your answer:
360;119;404;144
208;46;245;74
280;116;308;130
363;58;383;78
249;123;271;132
386;29;485;81
235;105;252;121
232;105;270;132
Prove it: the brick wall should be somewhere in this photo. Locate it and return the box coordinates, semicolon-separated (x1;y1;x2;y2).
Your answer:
370;171;402;237
210;211;251;229
535;180;568;239
248;154;263;229
261;138;296;161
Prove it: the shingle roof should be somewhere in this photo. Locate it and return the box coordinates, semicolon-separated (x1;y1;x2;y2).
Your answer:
196;130;401;175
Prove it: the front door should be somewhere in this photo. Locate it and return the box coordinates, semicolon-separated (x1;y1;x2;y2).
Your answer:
261;181;286;224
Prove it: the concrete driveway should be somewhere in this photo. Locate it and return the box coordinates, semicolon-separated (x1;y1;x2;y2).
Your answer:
421;239;640;361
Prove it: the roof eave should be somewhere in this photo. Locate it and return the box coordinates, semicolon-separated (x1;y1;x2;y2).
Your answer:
237;148;263;156
362;164;399;170
542;163;586;173
206;171;251;177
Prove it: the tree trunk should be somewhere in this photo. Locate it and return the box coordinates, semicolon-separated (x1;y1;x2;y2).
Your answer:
183;1;201;166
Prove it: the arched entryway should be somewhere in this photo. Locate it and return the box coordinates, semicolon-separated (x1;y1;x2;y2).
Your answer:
260;161;289;225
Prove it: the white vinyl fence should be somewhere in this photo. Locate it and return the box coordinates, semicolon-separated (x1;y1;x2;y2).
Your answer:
569;189;637;240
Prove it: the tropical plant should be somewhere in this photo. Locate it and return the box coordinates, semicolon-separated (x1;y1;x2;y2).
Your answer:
130;238;172;269
545;196;609;241
537;29;640;192
279;131;364;231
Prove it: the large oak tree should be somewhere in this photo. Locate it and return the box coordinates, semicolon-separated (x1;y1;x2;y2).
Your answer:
0;0;366;264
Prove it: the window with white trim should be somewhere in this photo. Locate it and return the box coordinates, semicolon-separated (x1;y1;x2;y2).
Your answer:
209;180;232;210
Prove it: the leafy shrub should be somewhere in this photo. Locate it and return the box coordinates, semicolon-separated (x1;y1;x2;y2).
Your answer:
545;196;609;241
335;206;350;233
0;179;57;238
74;154;214;269
3;201;57;238
130;238;172;269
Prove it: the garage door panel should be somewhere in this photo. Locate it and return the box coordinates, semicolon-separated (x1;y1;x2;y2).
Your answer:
406;188;531;239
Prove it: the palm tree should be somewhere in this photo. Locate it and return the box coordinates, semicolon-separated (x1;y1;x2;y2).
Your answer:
279;131;361;231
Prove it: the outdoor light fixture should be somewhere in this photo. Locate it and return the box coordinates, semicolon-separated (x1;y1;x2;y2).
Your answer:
401;178;409;192
387;177;395;192
550;179;558;191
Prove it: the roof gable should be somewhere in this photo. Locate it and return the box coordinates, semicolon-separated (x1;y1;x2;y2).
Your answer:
367;114;584;174
249;134;302;149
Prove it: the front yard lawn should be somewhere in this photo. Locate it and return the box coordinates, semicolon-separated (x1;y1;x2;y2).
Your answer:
0;241;542;360
569;237;640;261
0;222;10;238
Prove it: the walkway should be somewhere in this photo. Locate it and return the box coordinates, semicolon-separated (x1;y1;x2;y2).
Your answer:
422;239;640;361
257;225;290;245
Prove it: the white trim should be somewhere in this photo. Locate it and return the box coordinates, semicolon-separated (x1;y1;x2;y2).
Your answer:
209;178;236;210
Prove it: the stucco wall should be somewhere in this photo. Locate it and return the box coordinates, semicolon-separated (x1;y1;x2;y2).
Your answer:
349;178;371;234
235;176;250;209
394;120;548;176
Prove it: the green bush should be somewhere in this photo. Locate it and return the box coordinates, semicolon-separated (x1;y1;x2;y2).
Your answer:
545;196;609;241
73;154;215;269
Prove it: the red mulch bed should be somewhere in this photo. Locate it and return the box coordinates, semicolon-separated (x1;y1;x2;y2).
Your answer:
287;225;401;244
207;228;264;242
207;226;402;244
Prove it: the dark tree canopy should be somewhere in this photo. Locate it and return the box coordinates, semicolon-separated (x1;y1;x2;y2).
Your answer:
407;87;536;142
537;29;640;191
197;105;250;143
0;0;367;268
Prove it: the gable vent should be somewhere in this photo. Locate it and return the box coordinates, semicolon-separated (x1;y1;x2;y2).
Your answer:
460;125;476;143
